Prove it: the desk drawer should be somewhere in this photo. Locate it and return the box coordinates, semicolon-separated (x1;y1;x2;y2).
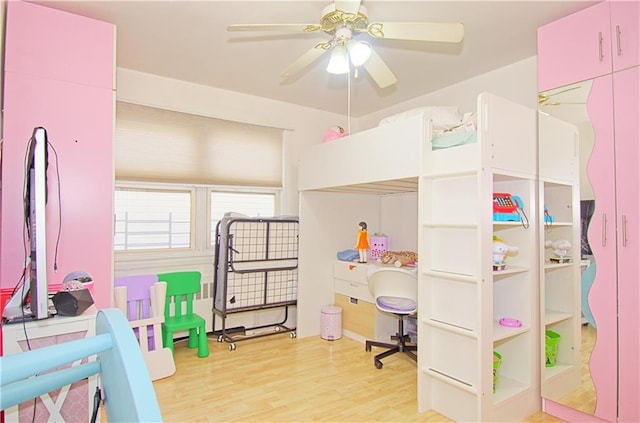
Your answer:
333;261;368;283
334;278;374;303
335;294;375;339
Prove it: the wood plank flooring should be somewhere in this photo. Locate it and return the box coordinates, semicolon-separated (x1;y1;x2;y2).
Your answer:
143;333;566;422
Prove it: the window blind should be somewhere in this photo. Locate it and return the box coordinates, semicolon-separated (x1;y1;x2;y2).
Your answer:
115;102;283;186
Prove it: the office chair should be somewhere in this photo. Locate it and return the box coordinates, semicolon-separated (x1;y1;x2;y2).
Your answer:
365;267;418;369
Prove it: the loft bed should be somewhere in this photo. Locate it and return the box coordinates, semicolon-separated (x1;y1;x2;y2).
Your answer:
299;106;480;194
297;92;538;422
296;91;536;333
299;92;534;196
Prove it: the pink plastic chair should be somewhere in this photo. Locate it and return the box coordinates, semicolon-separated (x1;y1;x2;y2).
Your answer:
114;274;176;380
114;274;157;348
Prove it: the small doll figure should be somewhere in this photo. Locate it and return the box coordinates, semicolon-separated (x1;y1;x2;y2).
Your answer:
355;221;370;263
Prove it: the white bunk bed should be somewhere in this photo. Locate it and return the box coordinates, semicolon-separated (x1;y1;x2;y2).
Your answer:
297;92;540;422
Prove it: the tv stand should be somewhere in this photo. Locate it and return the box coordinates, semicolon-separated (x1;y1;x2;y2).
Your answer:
2;308;98;422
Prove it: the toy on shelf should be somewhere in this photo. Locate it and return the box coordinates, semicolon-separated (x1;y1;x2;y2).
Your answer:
379;250;418;267
545;239;572;263
355;221;370;263
323;125;346;142
369;233;388;260
492;236;519;271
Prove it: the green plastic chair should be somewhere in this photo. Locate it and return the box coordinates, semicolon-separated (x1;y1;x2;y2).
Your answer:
158;271;209;358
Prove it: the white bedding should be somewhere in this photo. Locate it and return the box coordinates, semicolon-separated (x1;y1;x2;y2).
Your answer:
379;107;477;150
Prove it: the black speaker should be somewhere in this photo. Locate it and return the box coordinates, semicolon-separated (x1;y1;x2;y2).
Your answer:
52;289;94;316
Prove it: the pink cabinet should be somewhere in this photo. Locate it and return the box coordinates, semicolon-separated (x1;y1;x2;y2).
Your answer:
585;73;617;423
610;0;640;72
0;2;115;309
538;2;611;92
539;1;640;422
538;0;639;92
613;65;640;423
585;59;640;423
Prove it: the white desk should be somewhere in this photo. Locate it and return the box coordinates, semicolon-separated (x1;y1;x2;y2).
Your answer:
333;261;398;343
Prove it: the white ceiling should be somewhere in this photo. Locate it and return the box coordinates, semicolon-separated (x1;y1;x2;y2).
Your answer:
29;0;597;117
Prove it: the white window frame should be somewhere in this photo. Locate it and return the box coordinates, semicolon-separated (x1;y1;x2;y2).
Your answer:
115;181;280;261
207;187;281;248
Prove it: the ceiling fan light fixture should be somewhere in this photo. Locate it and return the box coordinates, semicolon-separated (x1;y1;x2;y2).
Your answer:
326;45;349;74
348;40;371;67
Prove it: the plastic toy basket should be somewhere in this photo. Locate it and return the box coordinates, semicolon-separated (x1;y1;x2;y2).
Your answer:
545;330;561;367
493;351;502;393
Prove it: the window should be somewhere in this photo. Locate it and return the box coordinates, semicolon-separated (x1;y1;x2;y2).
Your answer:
210;191;276;245
114;188;192;251
114;102;283;253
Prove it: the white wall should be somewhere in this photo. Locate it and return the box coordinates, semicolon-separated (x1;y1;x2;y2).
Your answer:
355;56;539;131
115;56;540;336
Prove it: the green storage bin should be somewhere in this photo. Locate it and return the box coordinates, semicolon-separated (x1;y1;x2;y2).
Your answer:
545;330;560;367
493;351;502;393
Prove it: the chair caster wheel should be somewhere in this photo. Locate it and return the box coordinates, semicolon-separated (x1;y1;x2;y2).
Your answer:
289;332;297;338
229;343;236;351
365;345;372;352
217;335;224;342
374;360;383;369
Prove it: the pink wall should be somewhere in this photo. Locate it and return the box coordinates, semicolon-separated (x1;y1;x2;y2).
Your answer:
1;1;114;309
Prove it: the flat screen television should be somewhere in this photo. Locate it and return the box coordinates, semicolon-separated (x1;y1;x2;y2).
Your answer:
2;127;51;322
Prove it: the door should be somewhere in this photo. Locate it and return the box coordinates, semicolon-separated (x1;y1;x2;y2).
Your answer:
614;65;640;423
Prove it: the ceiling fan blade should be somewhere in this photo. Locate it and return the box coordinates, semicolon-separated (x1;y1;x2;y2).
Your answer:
334;0;361;14
228;23;321;33
363;49;397;89
369;22;464;43
281;44;329;78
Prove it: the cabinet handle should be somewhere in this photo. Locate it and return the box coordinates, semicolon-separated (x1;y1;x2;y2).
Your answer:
616;25;622;56
602;213;607;246
622;215;628;247
598;31;604;62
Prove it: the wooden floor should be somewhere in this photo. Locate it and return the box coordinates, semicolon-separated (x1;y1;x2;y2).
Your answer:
139;332;566;422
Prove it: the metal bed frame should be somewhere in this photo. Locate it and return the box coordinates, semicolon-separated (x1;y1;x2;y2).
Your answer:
212;216;298;350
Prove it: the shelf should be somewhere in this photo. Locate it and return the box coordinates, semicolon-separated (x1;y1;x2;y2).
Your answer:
543;362;574;381
493;320;530;342
493;374;530;404
542;220;572;227
545;310;573;325
493;221;527;227
493;265;529;277
544;261;574;270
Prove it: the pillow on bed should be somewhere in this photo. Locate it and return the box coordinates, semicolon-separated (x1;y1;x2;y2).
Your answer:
378;106;462;127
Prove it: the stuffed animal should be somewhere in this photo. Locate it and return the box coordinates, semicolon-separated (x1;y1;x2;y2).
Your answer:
379;250;418;267
493;237;519;269
545;239;572;260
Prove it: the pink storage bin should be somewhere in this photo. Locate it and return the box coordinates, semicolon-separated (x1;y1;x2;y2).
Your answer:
321;305;342;340
370;235;388;260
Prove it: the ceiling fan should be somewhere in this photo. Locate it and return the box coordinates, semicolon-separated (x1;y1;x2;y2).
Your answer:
227;0;464;89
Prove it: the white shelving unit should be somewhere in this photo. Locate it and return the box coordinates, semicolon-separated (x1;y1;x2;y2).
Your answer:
417;93;540;421
538;114;581;401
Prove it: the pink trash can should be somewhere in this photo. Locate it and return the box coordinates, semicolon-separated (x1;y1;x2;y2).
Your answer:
321;305;342;340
